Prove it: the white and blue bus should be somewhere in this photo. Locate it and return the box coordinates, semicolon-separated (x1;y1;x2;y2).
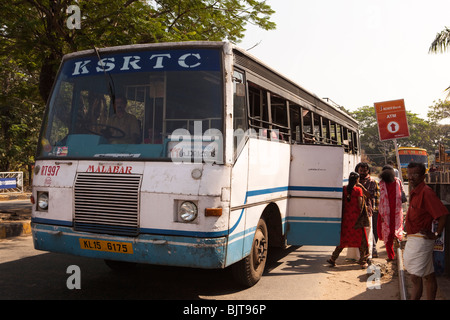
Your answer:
31;41;360;287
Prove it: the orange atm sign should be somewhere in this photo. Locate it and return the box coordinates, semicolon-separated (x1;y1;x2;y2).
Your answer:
374;99;410;141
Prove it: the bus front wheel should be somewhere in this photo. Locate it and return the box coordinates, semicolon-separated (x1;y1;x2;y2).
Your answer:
232;218;268;287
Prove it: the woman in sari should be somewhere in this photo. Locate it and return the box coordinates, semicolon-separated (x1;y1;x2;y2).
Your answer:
378;165;404;261
327;172;369;268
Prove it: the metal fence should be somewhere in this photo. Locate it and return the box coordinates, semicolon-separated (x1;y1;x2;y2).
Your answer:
0;172;23;193
426;171;450;184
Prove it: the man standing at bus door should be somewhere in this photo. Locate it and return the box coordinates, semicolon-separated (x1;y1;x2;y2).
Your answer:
355;162;380;260
403;162;449;300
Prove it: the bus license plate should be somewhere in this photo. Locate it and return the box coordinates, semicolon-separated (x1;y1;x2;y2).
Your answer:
79;239;133;254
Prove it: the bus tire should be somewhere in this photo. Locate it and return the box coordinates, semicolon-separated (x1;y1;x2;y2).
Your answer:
232;218;268;287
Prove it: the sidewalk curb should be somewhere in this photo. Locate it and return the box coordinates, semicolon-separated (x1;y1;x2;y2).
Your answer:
0;192;32;239
0;220;31;239
0;193;31;202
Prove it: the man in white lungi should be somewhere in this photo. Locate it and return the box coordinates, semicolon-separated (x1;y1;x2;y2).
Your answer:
404;162;449;300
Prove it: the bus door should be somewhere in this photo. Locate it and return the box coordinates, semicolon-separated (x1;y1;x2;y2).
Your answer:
286;144;344;246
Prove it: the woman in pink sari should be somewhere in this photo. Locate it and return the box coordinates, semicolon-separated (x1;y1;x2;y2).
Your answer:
378;165;404;261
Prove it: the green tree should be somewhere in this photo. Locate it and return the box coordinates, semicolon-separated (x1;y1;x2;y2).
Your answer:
1;0;275;102
427;99;450;122
0;0;275;174
428;27;450;151
350;105;390;166
0;40;42;177
404;111;436;153
427;99;450;149
430;27;450;97
350;106;437;166
430;27;450;53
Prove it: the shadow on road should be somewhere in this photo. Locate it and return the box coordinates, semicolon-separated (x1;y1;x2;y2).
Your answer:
0;244;304;299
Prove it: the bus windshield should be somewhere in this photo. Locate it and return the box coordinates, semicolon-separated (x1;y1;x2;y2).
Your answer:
399;154;428;167
37;48;223;161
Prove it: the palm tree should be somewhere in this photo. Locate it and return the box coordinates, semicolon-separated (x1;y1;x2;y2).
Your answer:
430;27;450;53
430;27;450;97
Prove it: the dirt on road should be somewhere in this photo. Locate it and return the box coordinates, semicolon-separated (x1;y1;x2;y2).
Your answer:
321;242;400;300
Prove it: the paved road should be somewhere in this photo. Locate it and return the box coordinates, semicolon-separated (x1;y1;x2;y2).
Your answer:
0;195;400;302
0;234;399;301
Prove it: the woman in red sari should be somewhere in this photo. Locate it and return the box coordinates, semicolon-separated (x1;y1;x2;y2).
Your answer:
378;165;404;261
327;172;369;268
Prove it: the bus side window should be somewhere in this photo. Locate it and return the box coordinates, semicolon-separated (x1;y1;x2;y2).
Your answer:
289;104;301;143
346;128;356;154
343;127;350;153
336;124;342;145
352;131;359;153
270;94;289;142
322;118;330;144
302;109;314;143
248;82;269;136
233;70;248;159
330;121;337;144
248;84;261;129
313;113;321;143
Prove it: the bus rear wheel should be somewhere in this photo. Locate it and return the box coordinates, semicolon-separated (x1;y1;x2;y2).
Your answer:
232;218;268;287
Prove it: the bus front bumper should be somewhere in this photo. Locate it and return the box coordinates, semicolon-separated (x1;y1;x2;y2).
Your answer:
31;223;227;269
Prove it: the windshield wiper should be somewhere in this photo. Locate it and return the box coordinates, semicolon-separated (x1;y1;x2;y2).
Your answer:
93;46;117;114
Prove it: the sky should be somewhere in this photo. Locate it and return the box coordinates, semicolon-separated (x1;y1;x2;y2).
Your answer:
239;0;450;120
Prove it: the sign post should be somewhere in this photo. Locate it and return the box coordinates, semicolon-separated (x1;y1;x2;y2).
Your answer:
393;139;402;182
0;172;23;193
374;99;410;181
374;99;409;141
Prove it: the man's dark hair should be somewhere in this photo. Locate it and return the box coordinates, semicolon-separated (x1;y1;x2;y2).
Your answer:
407;162;426;176
355;162;370;173
380;165;395;183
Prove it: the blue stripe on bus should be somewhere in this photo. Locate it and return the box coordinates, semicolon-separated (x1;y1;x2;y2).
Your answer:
286;216;341;222
139;227;226;238
288;186;342;192
247;185;342;196
32;224;228;269
246;186;289;197
31;217;72;226
32;188;342;267
32;184;341;239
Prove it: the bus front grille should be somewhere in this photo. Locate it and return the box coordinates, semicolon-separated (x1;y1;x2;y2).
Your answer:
74;173;141;236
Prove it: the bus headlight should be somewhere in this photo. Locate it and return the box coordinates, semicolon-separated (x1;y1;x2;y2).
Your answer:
37;192;49;211
179;201;198;222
